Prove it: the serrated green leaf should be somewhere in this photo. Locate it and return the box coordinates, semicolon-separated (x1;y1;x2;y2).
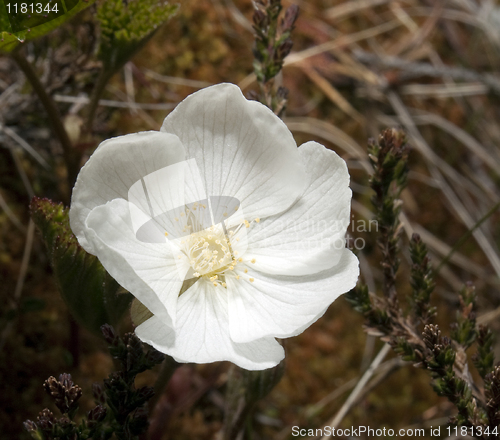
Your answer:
30;197;132;335
96;0;178;72
0;0;95;53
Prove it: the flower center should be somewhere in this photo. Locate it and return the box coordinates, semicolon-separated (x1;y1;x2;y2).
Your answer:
169;209;261;288
186;226;233;276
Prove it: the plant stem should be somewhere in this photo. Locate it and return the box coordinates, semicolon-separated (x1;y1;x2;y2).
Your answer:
148;355;179;412
69;316;80;367
434;200;500;276
11;47;80;193
84;68;114;135
320;344;391;440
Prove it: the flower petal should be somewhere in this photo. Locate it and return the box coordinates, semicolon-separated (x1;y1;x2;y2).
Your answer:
160;83;307;220
228;248;359;343
243;141;352;276
70;131;186;254
136;278;285;370
84;198;184;327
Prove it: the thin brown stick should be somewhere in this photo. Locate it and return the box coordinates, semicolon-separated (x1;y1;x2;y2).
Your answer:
11;48;80;192
319;344;391;440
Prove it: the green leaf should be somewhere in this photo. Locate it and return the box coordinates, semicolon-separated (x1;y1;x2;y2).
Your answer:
96;0;178;73
0;2;13;33
0;0;96;53
30;197;132;335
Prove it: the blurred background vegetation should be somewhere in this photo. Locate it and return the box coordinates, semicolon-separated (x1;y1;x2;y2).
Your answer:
1;0;500;438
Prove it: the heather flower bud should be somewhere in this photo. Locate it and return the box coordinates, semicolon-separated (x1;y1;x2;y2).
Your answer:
129;407;149;435
136;386;155;404
87;405;107;428
145;348;165;366
23;420;37;433
277;39;293;60
43;373;82;414
253;9;267;28
101;324;119;346
36;409;56;432
282;4;299;30
92;383;106;404
276;86;288;100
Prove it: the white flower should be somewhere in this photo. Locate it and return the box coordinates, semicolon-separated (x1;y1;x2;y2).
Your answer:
69;83;359;370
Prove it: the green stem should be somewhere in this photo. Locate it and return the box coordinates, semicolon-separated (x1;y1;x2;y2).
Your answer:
84;68;114;135
148;355;179;412
434;200;500;276
69;317;80;367
224;399;255;440
84;32;159;136
11;48;80;193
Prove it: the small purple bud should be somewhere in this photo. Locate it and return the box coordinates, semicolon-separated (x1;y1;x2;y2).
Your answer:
92;383;106;404
282;4;299;30
87;405;107;426
101;324;119;346
23;420;37;432
278;39;293;59
253;9;267;28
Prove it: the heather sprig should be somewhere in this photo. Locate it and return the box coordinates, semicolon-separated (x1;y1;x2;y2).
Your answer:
251;0;298;115
474;325;496;380
24;325;166;440
348;128;499;436
368;128;409;304
24;374;106;440
409;233;436;324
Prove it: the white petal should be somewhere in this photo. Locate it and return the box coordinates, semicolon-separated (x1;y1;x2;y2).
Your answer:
228;248;359;343
136;278;284;370
161;83;307;220
84;198;184;327
70;131;186;254
243;141;352;276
